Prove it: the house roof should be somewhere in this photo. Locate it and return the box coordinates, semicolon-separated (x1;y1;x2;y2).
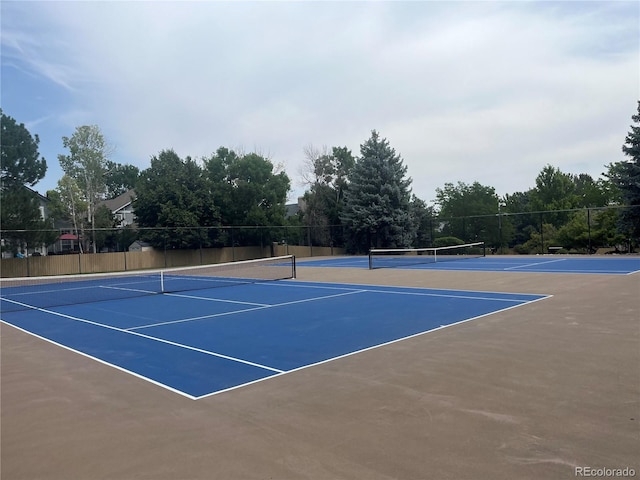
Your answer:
285;203;300;217
100;189;136;213
58;233;79;240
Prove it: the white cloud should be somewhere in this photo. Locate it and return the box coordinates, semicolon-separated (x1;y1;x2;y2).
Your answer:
2;1;638;204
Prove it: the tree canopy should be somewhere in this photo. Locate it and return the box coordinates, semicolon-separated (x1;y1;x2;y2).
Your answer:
341;130;414;252
57;125;113;252
300;145;355;246
4;100;640;256
607;101;640;242
135;149;219;249
204;147;290;228
1;109;47;190
134;147;290;249
435;181;500;244
0;110;52;254
104;161;140;198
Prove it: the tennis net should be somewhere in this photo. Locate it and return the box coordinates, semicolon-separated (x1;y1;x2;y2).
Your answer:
0;255;296;313
368;242;485;269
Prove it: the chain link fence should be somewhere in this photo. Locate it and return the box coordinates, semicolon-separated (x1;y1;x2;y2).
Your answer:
1;205;637;277
433;205;638;255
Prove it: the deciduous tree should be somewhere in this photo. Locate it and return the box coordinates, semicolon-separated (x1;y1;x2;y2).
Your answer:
135;149;219;249
204;148;290;245
58;125;111;252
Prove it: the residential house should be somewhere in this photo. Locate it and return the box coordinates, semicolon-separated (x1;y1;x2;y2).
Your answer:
1;186;51;258
100;189;137;227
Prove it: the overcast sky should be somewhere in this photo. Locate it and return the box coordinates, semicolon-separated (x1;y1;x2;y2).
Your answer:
2;1;638;205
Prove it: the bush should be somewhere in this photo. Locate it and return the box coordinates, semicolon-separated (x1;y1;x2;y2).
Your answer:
433;236;466;248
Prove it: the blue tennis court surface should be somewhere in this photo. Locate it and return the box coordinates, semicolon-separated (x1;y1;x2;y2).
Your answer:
299;255;640;274
0;279;548;399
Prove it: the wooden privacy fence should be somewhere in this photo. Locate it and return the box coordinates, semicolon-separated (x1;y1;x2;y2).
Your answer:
0;244;345;278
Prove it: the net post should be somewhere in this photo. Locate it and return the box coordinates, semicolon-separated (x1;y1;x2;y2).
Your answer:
160;271;165;293
368;250;373;270
292;255;297;279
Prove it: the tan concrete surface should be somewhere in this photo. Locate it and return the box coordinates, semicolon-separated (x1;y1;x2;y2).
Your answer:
1;265;638;479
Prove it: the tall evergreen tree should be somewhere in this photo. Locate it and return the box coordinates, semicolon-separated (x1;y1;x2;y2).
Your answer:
607;101;640;244
341;130;414;252
0;110;52;254
1;109;47;190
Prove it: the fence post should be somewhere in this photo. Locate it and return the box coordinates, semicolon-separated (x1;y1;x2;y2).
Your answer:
26;241;31;277
587;208;592;254
540;212;544;255
231;228;235;261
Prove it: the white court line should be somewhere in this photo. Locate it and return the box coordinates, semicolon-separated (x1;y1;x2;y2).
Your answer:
164;292;269;307
258;279;510;295
1;285;554;400
0;321;199;400
129;289;367;330
0;297;284;374
101;285;158;294
195;294;553;400
252;279;545;302
357;289;533;302
503;258;568;270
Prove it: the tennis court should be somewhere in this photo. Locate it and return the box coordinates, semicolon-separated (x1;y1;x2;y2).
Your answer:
301;252;640;274
2;253;638;479
0;256;547;399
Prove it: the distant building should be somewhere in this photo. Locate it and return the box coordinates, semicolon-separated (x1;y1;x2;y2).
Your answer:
100;189;137;227
285;197;306;218
128;240;153;252
0;186;50;258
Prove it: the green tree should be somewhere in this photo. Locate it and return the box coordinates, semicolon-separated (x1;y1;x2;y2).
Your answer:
571;173;610;208
590;208;629;252
0;110;51;255
93;204;118;252
135;149;219;249
204;148;290;246
300;144;354;246
606;101;640;245
435;181;501;246
555;211;592;252
517;223;558;254
529;165;578;227
503;190;536;248
341;130;414;253
104;161;140;198
1;187;54;256
409;195;435;248
47;176;89;251
0;109;47;190
58;125;111;252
